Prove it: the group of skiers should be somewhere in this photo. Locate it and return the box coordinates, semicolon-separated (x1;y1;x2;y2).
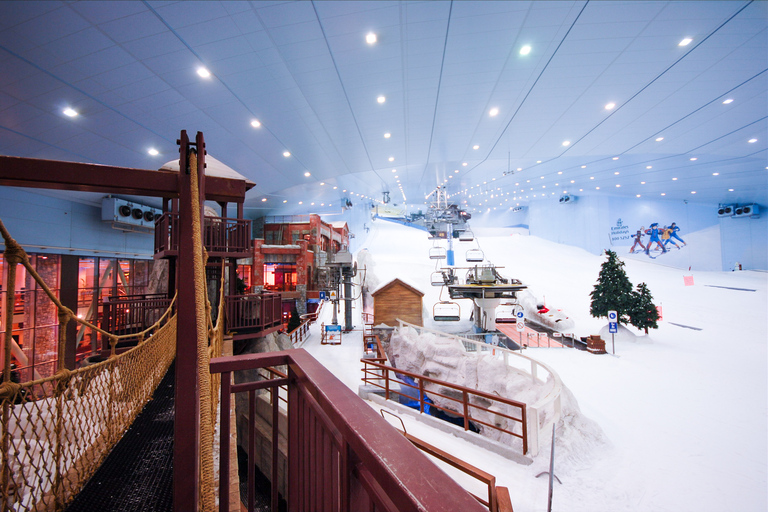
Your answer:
629;223;687;254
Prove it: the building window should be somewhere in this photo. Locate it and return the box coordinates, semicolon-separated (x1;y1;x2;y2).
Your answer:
264;263;297;292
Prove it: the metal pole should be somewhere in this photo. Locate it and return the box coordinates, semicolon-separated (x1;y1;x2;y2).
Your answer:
612;333;615;355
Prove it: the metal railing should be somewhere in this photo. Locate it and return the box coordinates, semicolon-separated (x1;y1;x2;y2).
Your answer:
396;320;563;457
361;359;529;455
210;349;487;512
154;213;252;257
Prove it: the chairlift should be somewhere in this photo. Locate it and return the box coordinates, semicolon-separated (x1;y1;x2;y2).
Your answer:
496;303;519;323
459;229;474;242
430;271;446;286
433;301;460;322
465;248;484;262
429;246;447;260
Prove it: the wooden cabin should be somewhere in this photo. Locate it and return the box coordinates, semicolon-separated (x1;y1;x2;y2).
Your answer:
371;278;424;327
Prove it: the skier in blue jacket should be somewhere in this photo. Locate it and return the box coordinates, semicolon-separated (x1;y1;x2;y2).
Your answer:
667;222;687;247
645;223;666;254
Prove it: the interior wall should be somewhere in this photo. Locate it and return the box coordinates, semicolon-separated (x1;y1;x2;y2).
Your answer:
0;188;155;259
524;194;760;271
719;212;767;271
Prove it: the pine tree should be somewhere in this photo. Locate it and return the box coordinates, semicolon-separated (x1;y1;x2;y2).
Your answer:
590;250;634;324
629;282;659;334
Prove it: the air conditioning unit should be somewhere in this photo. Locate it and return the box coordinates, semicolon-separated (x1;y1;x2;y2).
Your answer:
717;204;735;217
559;194;574;204
733;204;759;218
102;197;161;232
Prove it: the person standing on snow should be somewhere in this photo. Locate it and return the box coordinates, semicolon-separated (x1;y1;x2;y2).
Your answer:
629;227;646;253
645;223;666;254
668;222;687;247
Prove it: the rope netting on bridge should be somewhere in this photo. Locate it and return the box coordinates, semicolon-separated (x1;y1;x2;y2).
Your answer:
0;148;226;511
0;220;178;511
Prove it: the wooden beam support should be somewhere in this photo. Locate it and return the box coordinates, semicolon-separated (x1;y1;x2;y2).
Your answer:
0;155;250;203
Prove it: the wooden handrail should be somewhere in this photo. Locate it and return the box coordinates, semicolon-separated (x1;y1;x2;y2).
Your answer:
361;358;528;454
210;349;487;512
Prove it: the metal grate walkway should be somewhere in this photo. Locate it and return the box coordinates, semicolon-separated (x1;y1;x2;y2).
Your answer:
65;364;176;512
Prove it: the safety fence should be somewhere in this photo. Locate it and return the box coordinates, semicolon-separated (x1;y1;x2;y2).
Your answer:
361;359;529;455
211;349;488;512
1;215;178;512
394;320;563;457
154;213;252;259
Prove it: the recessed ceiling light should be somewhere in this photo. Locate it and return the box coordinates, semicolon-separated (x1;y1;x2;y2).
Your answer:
655;137;664;142
646;165;652;169
748;138;757;143
689;157;697;161
679;37;693;46
596;186;600;190
377;96;386;104
261;198;267;202
570;180;575;183
197;67;211;78
562;141;571;147
614;171;620;175
590;176;594;180
616;184;621;187
311;202;315;206
581;165;587;168
728;188;734;192
148;148;159;156
712;173;719;176
641;181;646;185
473;145;479;150
672;177;678;181
722;98;734;104
333;186;337;189
384;132;391;138
519;45;531;56
605;102;616;110
536;161;541;164
518;168;523;171
320;182;325;186
299;201;303;205
63;108;78;117
283;151;291;157
250;119;261;128
691;191;696;194
366;32;377;44
612;156;619;160
661;193;666;196
388;156;394;162
636;194;641;198
462;162;468;166
304;171;311;177
489;107;499;117
283;200;287;203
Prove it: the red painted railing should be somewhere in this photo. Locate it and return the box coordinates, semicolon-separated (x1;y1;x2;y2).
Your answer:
154;212;252;258
210;349;487;512
225;292;282;334
101;293;173;336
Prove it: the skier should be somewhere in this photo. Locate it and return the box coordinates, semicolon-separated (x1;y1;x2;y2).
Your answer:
629;227;646;253
668;222;687;247
645;223;666;254
662;225;680;249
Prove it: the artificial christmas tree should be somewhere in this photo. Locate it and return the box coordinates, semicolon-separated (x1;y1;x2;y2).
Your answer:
590;250;634;323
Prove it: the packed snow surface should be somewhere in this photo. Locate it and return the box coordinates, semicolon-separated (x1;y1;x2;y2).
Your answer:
302;219;767;512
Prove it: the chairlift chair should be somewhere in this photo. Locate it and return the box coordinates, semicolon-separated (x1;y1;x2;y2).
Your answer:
433;301;460;322
429;246;447;260
459;229;474;242
430;271;446;286
465;248;484;262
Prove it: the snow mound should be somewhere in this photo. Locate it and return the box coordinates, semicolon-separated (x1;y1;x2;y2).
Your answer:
598;323;642;343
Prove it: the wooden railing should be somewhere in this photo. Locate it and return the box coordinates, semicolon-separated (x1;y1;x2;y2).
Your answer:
224;292;282;335
154;212;252;258
397;320;562;457
361;359;529;455
101;293;173;337
210;349;487;512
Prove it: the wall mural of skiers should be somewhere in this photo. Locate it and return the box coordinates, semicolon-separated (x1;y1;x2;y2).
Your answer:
629;222;687;257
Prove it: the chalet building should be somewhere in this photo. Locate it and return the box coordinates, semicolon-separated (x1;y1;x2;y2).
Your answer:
371;278;424;327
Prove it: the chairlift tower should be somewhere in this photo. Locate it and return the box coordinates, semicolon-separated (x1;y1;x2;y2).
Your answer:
316;249;358;331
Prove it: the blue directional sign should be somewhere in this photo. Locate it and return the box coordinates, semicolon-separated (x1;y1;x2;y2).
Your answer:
516;310;525;319
609;322;618;333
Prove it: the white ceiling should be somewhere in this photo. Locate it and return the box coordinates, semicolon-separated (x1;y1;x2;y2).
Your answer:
1;1;766;216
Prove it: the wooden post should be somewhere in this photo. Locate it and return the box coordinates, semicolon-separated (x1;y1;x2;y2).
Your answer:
173;130;206;512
